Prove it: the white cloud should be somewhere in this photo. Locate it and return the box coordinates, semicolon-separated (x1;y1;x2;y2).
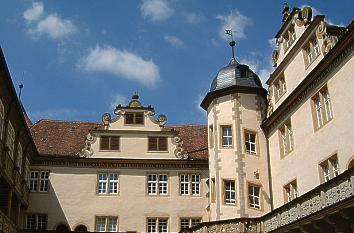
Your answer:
239;54;274;86
110;94;127;109
141;0;174;22
24;2;44;22
28;14;76;39
164;35;184;48
217;9;252;40
185;12;203;24
78;45;160;87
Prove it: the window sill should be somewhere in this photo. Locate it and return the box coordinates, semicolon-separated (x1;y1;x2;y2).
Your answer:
245;152;259;157
305;53;320;70
147;150;169;153
313;118;333;133
99;149;121;152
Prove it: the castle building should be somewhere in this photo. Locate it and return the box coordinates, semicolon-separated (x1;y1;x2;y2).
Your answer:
0;4;353;233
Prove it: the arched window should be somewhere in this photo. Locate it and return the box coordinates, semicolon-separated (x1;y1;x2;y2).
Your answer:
17;142;23;173
74;225;88;232
6;121;15;159
0;99;4;139
56;224;70;232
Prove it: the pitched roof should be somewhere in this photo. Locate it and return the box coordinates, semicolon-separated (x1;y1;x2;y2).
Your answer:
30;120;208;160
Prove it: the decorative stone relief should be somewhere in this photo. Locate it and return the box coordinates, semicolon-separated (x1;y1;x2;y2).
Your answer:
296;6;312;27
145;110;168;127
172;136;189;159
77;133;97;157
102;113;111;127
272;50;279;67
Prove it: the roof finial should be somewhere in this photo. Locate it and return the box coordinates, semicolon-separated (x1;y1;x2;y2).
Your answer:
282;2;290;22
18;83;24;100
132;91;139;100
225;29;236;64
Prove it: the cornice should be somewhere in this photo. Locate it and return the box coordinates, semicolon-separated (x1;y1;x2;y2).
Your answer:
263;27;353;134
200;85;267;110
90;129;178;135
267;15;325;85
32;156;209;170
274;8;301;38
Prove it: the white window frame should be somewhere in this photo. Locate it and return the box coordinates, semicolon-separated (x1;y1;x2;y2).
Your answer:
97;173;119;195
279;120;294;156
180;218;202;230
245;131;257;154
29;171;49;192
221;126;232;148
284;180;297;203
224;180;236;205
147;218;168;233
95;216;118;232
26;214;47;230
147;174;168;196
180;174;201;196
248;184;261;209
191;174;201;196
320;155;340;183
180;174;189;195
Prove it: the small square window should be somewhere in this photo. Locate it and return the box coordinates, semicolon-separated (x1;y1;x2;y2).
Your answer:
221;126;232;148
125;112;144;125
148;137;168;151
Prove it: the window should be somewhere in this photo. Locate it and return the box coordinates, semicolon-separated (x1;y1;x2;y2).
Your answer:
180;174;201;196
180;218;202;230
30;171;49;192
274;75;287;102
284;180;298;203
209;125;214;148
312;86;333;130
320;155;340;183
147;174;168;195
95;216;118;232
16;142;23;173
221;126;232;148
125;112;144;125
26;214;47;230
147;218;168;233
283;25;296;51
224;180;236;205
0;99;4;139
6;121;15;159
97;173;119;195
279;120;294;157
248;184;261;209
100;136;120;151
148;137;168;151
303;37;321;67
244;130;257;155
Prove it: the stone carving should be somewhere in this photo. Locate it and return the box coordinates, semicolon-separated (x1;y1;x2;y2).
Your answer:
296;6;312;26
77;133;96;158
272;50;279;67
102;113;111;127
316;21;327;39
172;136;189;159
146;110;168;127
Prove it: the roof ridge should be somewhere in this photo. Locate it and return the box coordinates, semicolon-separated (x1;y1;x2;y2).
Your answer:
33;119;100;124
167;124;207;127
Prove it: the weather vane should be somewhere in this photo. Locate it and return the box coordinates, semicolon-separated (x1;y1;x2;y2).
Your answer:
225;29;236;59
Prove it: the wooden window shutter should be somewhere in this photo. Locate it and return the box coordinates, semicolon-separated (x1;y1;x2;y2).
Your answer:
148;137;158;151
135;113;144;124
125;113;134;124
158;137;167;151
100;136;110;150
110;137;120;150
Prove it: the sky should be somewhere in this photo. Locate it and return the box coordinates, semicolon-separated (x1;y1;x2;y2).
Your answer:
1;0;353;126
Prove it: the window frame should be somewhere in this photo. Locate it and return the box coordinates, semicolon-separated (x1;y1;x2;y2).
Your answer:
179;173;201;197
97;172;120;195
180;217;202;231
223;179;236;205
146;217;169;233
273;74;287;103
278;120;294;158
311;85;333;131
303;36;321;68
29;170;50;193
25;213;48;230
319;154;340;183
124;112;144;125
220;125;233;149
99;136;120;151
244;129;258;156
247;182;262;210
146;173;169;196
147;136;168;152
95;216;118;232
283;179;298;203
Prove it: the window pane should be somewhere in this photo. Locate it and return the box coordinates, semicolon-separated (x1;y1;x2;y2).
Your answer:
159;219;168;233
26;214;36;229
110;137;120;150
134;113;144;124
158;137;167;151
148;174;157;195
107;217;118;232
109;173;119;194
159;174;168;195
100;136;110;150
191;219;201;227
125;113;134;124
98;174;108;194
39;171;49;192
96;217;106;232
37;215;47;230
191;174;200;195
180;175;189;195
225;181;235;204
147;218;157;233
30;171;39;192
148;137;158;151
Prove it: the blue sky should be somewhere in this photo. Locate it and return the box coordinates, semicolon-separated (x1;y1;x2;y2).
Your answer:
1;1;353;126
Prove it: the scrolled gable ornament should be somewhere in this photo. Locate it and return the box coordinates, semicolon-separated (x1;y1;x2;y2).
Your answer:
296;6;312;27
78;133;97;157
172;136;189;159
157;114;167;126
316;21;327;39
102;113;111;127
272;50;280;67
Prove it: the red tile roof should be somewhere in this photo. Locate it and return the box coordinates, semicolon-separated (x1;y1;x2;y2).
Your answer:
30;120;208;160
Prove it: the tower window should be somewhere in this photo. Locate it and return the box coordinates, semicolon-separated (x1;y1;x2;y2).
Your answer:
248;183;261;209
244;130;257;155
221;126;232;148
223;180;236;205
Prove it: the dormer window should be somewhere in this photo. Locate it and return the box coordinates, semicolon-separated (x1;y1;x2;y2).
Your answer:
125;112;144;125
100;136;120;151
283;25;296;52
